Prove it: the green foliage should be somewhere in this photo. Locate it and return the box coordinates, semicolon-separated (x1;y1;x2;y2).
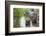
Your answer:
13;8;31;17
14;17;20;28
13;8;31;28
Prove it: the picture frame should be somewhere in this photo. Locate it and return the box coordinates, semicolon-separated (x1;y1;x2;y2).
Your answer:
5;1;45;35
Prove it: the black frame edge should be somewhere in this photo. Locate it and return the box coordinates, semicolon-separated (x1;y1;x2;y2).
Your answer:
5;1;45;35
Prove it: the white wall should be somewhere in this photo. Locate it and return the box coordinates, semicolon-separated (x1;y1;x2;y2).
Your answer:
0;0;46;36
